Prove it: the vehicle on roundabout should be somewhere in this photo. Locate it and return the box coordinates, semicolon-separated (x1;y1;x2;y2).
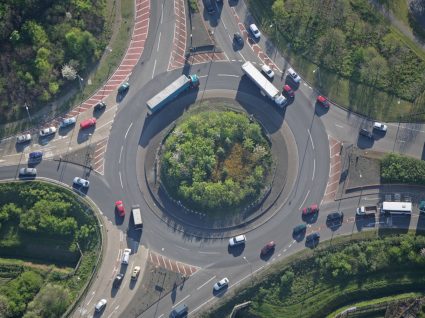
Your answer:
19;168;37;177
316;95;330;108
373;122;387;132
302;204;319;216
59;117;76;128
95;299;107;312
73;177;89;188
261;241;276;255
39;126;56;137
131;266;141;280
80;117;96;129
16;133;31;144
233;32;244;46
29;151;43;161
170;303;188;318
115;200;125;217
94;101;107;112
113;273;124;288
293;223;307;236
326;211;344;224
306;232;320;244
283;84;295;98
213;277;229;291
229;234;246;247
122;248;131;264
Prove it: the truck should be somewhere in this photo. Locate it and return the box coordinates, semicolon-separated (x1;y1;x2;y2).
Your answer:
241;61;287;107
147;74;200;115
356;205;378;216
131;205;143;230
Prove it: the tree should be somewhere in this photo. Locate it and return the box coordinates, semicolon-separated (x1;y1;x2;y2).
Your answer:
61;64;77;80
25;284;71;318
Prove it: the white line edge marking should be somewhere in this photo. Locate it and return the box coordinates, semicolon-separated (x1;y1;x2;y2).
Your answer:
308;129;315;150
119;171;123;189
160;3;164;24
124;122;133;139
157;32;161;52
172;294;190;308
217;74;239;77
197;276;217;290
119;146;124;164
152;59;157;79
312;158;315;180
299;190;310;210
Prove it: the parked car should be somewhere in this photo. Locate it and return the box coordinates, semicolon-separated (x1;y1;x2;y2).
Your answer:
293;223;307;236
261;64;275;79
204;0;216;14
29;151;43;161
249;24;261;38
228;234;246;247
80;118;96;129
233;32;244;46
95;299;107;312
122;248;131;264
94;101;107;112
306;232;320;244
302;204;319;216
59;117;77;128
73;177;89;188
287;67;301;83
115;200;125;217
419;201;425;214
213;277;229;291
131;266;141;280
113;273;124;288
373;122;387;132
39;127;56;137
326;211;344;223
170;303;188;318
16;134;31;144
359;128;373;139
316;95;330;108
260;241;276;255
118;82;130;94
19;168;37;177
283;84;295;98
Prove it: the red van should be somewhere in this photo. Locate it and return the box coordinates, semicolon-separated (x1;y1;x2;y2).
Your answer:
80;118;96;129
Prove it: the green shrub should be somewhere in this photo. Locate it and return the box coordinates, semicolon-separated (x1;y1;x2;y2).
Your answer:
381;153;425;184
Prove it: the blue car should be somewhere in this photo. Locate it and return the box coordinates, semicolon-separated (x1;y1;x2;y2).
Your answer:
29;151;43;160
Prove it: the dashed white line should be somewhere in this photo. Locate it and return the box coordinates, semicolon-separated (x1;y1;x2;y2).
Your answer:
238;51;246;62
119;146;124;164
197;276;216;290
157;32;161;52
335;124;343;128
124;122;133;139
308;129;315;150
222;20;227;29
217;74;239;77
160;3;164;24
312;159;316;180
119;171;123;189
173;294;191;308
198;251;220;255
152;59;157;79
299;190;310;210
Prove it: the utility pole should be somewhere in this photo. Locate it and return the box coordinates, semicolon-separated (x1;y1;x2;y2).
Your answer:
24;102;32;121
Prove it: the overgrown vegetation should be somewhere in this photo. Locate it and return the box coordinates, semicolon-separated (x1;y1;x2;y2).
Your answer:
161;111;273;212
203;233;425;318
188;0;199;13
0;182;101;317
381;153;425;185
0;0;107;123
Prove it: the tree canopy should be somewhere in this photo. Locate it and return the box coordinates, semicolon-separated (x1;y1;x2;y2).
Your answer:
161;111;273;212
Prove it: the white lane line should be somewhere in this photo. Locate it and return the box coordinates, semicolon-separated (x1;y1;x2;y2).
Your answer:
158;315;164;318
157;32;161;52
308;129;315;150
191;296;215;314
198;251;220;255
363;197;379;201
160;3;164;24
238;51;246;62
152;59;157;79
173;294;190;308
197;276;217;290
175;245;190;251
217;74;239;77
198;75;208;78
86;291;96;306
222;20;227;29
299;190;310;210
119;171;123;189
124;122;133;139
335;124;343;128
312;159;315;180
119;146;124;164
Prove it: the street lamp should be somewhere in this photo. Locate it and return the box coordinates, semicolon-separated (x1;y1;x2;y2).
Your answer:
243;256;254;285
76;74;83;91
24;102;32;121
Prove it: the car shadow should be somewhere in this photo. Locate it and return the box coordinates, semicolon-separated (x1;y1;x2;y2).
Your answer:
73;185;88;196
228;0;239;6
115;212;124;225
212;286;228;297
355;214;377;231
77;127;96;144
372;130;386;140
305;239;319;249
292;231;306;242
93;107;106;118
38;134;55;145
116;90;129;103
129;278;137;290
285;78;300;90
326;220;343;231
356;136;374;149
28;159;42;168
259;250;274;261
58;125;75;136
15;142;30;153
227;244;245;257
314;103;329;116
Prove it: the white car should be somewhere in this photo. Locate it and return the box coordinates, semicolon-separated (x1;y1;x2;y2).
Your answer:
60;117;77;128
373;122;387;132
213;277;229;291
39;127;56;137
73;177;90;188
287;67;301;83
249;24;261;38
16;134;31;144
229;234;246;247
95;299;107;312
261;64;275;79
19;168;37;176
131;266;141;280
122;248;131;264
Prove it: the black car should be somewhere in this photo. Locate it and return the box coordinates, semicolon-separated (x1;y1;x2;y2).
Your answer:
94;101;106;111
306;232;320;243
113;273;124;288
326;211;344;223
293;224;307;236
359;128;373;139
233;33;243;45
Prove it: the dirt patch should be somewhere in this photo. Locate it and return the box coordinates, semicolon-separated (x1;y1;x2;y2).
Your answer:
346;148;382;188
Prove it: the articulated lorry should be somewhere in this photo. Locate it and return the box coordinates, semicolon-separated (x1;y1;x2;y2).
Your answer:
356;205;378;216
147;74;200;115
241;61;287;107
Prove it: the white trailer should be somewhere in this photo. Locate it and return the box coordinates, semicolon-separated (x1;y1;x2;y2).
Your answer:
241;62;287;107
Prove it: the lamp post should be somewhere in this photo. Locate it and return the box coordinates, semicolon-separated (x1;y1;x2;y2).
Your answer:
24;102;32;121
76;74;83;91
243;256;254;285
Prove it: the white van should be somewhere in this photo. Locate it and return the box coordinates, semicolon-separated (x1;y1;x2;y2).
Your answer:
122;248;131;264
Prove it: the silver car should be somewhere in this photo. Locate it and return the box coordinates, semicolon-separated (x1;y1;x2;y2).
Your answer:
60;117;76;128
73;177;89;188
39;127;57;137
19;168;37;176
95;299;107;312
213;277;229;291
16;134;32;144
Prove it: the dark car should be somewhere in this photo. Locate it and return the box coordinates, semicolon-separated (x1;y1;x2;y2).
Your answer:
233;32;243;46
204;0;215;13
359;128;373;139
283;84;295;98
306;232;320;243
302;204;319;216
419;201;425;214
29;151;43;161
293;224;307;236
94;101;106;111
170;303;188;318
118;82;130;94
113;273;124;288
316;95;330;108
326;211;344;223
260;241;276;255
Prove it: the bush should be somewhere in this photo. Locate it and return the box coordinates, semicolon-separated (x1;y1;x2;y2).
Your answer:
381;153;425;184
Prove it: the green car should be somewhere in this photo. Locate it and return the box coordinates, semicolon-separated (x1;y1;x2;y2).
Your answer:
419;201;425;214
118;82;130;94
293;223;307;236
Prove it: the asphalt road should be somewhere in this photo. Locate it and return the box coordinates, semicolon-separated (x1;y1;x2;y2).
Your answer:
1;0;425;318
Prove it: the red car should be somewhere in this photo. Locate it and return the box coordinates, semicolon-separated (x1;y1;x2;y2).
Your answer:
283;84;295;98
302;204;319;216
80;117;96;129
316;95;330;108
261;241;276;255
115;200;125;217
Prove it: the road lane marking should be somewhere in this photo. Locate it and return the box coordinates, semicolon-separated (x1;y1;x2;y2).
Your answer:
335;124;343;128
152;59;157;78
119;146;124;164
238;51;246;62
308;129;315;150
86;291;95;306
173;294;190;308
97;120;114;131
312;159;315;180
198;251;220;254
191;296;215;314
217;74;239;77
299;190;310;210
198;75;208;78
124;122;133;139
119;171;123;189
161;3;164;24
197;276;216;290
157;32;161;52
